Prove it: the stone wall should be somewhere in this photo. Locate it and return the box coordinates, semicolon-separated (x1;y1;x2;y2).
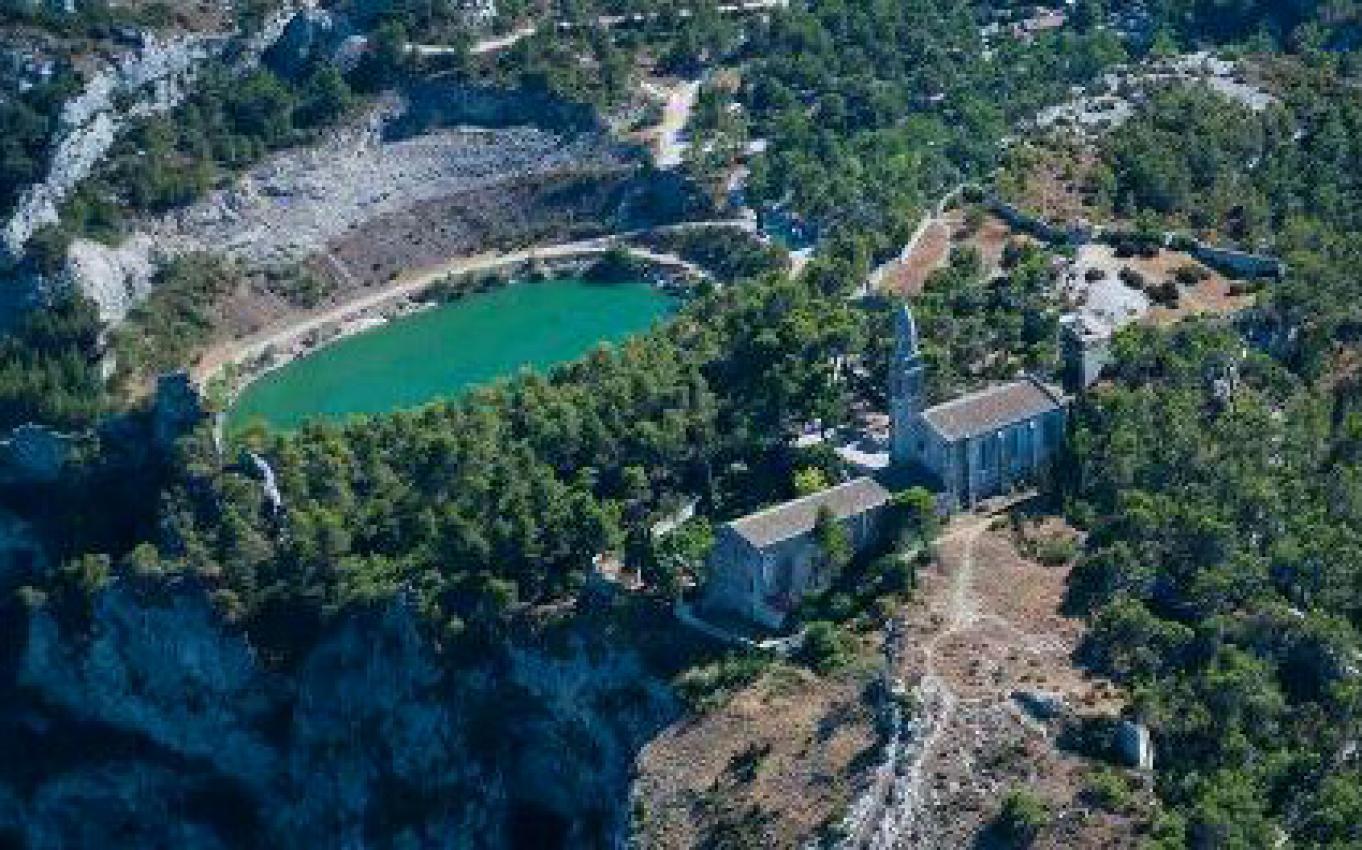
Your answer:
987;198;1094;245
1191;243;1286;279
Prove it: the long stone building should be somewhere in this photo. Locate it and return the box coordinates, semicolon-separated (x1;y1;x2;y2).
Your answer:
703;478;892;629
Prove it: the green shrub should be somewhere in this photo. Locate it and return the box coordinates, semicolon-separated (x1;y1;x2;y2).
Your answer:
1082;766;1134;813
1034;537;1078;566
798;621;853;673
995;789;1049;847
674;653;771;711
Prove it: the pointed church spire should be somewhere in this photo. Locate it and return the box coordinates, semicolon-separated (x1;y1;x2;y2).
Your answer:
895;301;920;357
890;300;926;466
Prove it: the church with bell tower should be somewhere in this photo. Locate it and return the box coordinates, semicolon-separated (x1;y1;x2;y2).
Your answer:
889;303;1067;508
700;300;1070;630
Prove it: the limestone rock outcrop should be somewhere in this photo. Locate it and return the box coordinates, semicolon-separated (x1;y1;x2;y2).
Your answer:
20;585;283;788
58;101;622;322
1;581;679;848
0;2;314;321
1;33;220;262
1116;720;1155;771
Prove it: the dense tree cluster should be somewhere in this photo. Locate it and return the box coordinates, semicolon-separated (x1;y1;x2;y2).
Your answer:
0;69;80;223
1148;0;1362;47
1094;65;1362;252
737;0;1128;237
63;62;355;235
637;226;789;284
0;295;106;432
859;238;1062;408
1062;323;1362;847
142;272;863;657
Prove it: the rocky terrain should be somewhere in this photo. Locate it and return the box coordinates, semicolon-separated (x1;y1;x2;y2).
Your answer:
863;514;1151;849
0;1;538;326
67;99;631;322
1;584;683;849
633;659;881;848
1;3;308;263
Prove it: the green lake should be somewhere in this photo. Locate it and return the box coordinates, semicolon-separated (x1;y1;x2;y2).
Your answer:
228;278;675;432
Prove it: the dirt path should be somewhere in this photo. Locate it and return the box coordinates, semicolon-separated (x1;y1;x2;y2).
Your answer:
436;1;793;57
866;185;964;297
863;517;989;848
654;79;701;169
841;513;1139;850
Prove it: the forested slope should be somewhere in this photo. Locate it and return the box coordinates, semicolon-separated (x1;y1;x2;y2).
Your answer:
1057;53;1362;847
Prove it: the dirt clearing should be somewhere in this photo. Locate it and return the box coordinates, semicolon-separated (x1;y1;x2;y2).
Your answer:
882;514;1147;849
633;661;881;849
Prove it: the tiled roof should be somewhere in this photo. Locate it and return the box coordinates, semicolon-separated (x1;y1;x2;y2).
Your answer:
922;378;1065;443
728;478;891;550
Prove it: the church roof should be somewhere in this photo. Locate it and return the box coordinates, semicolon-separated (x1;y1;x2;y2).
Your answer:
727;477;892;550
922;377;1065;443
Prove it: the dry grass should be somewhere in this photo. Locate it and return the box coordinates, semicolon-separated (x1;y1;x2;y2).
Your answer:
894;519;1142;849
877;208;1021;298
1148;274;1257;325
881;220;952;296
633;659;881;849
1003;141;1105;226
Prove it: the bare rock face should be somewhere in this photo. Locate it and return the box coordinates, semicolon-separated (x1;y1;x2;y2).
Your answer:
8;0;77;17
265;7;356;78
1;33;221;262
3;582;679;848
58;104;622;322
61;236;160;324
1116;720;1154;771
19;763;235;850
0;2;315;322
463;0;498;28
19;585;283;789
0;508;46;589
0;423;76;484
508;642;680;846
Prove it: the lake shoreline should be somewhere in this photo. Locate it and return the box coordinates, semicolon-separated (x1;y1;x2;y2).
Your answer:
192;220;753;411
225;274;679;433
210;245;700;422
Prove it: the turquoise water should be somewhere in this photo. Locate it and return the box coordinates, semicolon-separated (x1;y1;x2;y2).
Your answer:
228;278;675;432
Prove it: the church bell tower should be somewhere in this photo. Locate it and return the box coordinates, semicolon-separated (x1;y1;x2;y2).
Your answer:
890;302;925;464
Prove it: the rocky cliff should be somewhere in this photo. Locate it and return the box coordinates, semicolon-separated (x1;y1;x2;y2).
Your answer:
1;3;312;263
0;583;679;849
0;2;314;329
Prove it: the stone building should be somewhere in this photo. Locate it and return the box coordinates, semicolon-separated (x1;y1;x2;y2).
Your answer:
1060;311;1116;392
703;303;1067;628
891;304;1067;508
703;478;891;628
